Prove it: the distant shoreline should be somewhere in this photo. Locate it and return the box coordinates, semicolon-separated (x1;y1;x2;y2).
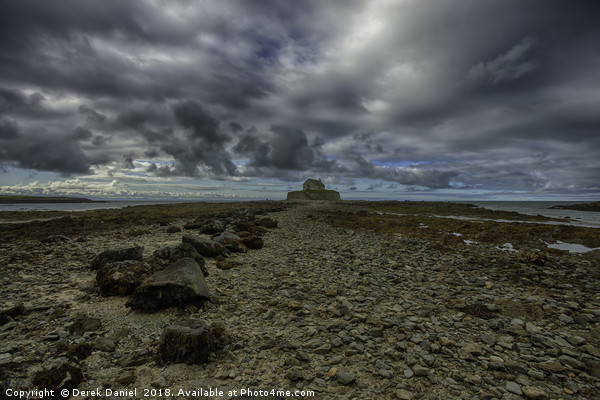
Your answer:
0;195;104;204
550;201;600;212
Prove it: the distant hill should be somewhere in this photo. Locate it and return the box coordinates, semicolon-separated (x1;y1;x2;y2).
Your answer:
0;195;99;204
549;201;600;212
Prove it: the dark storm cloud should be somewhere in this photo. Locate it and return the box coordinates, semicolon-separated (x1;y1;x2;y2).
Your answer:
0;119;19;140
142;100;238;177
0;130;92;175
233;125;335;177
0;0;599;195
79;105;107;123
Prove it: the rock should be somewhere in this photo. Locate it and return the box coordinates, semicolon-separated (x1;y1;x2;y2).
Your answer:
458;343;482;360
31;360;83;393
96;260;154;296
215;256;240;270
213;232;247;253
336;371;356;385
166;225;181;233
558;313;574;324
151;376;167;388
285;368;304;382
241;236;264;250
182;234;229;257
521;385;547;399
0;303;25;326
64;342;93;361
152;243;208;276
566;335;586;346
116;369;136;385
92;337;116;352
412;364;429;376
505;381;522;395
126;258;211;312
199;219;226;234
69;313;103;336
536;359;564;373
558;355;585;370
396;389;415;400
90;245;144;270
158;320;214;364
255;217;278;229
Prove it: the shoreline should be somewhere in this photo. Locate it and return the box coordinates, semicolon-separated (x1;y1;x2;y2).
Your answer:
1;201;598;399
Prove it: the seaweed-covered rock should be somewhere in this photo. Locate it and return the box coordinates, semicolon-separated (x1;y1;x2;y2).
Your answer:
182;234;229;257
158;320;231;365
152;243;208;276
199;219;226;235
126;258;211;312
68;313;103;336
213;232;247;253
241;236;264;250
158;320;212;364
215;255;240;270
256;217;278;229
31;360;83;393
0;303;25;326
96;260;154;296
90;245;144;270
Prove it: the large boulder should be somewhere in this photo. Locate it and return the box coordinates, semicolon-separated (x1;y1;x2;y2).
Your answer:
90;245;144;270
152;243;208;276
126;258;211;312
182;234;229;257
96;260;154;296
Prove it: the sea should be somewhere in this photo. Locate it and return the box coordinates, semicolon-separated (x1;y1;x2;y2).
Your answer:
462;201;600;229
1;199;598;228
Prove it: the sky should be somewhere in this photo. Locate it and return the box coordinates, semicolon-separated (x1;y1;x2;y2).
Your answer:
1;0;599;201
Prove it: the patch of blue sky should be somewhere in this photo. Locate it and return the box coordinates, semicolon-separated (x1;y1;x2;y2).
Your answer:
371;160;430;168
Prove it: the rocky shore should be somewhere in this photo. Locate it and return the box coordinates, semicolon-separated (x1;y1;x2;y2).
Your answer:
0;201;599;399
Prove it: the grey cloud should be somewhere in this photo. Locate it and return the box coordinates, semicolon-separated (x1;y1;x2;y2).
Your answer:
463;37;538;87
233;125;335;177
0;132;92;175
0;119;19;140
78;105;107;123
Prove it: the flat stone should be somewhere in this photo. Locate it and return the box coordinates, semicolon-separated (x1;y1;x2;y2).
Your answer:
126;258;211;312
396;389;414;400
536;359;564;373
505;381;522;395
522;385;547;399
566;335;586;346
558;313;574;324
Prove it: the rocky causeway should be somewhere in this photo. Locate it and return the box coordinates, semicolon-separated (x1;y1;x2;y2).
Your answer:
0;200;599;399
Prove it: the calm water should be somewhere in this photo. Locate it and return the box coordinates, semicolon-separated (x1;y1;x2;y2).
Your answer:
0;200;201;212
1;199;598;228
464;201;600;228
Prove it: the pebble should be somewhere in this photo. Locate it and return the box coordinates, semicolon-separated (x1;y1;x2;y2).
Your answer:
505;381;523;395
336;371;356;385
